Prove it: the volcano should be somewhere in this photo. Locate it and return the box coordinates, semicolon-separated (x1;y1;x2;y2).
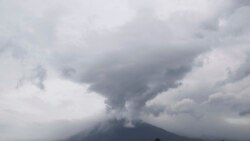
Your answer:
65;119;204;141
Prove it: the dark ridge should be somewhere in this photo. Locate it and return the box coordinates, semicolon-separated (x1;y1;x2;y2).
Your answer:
65;119;204;141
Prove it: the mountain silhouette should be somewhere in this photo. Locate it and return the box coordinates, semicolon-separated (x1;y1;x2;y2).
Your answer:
65;119;204;141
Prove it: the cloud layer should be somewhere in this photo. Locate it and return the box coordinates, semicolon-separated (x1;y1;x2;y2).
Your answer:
0;0;250;141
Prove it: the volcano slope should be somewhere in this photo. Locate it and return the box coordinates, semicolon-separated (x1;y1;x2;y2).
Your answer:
65;119;204;141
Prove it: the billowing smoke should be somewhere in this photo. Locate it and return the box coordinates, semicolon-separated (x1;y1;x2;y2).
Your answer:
54;10;210;119
2;0;250;140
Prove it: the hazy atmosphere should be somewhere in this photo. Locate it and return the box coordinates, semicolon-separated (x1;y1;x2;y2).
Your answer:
0;0;250;141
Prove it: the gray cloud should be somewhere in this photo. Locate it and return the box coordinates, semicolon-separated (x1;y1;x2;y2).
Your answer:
17;65;47;90
30;65;47;90
227;55;250;83
145;46;250;140
239;109;250;116
1;0;250;141
55;10;210;119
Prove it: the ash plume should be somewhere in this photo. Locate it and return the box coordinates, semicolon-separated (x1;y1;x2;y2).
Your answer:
55;10;210;119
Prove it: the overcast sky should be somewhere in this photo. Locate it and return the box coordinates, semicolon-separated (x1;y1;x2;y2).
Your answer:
0;0;250;141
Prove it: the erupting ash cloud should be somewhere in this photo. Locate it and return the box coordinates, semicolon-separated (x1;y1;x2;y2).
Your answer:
55;10;210;119
1;0;250;140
